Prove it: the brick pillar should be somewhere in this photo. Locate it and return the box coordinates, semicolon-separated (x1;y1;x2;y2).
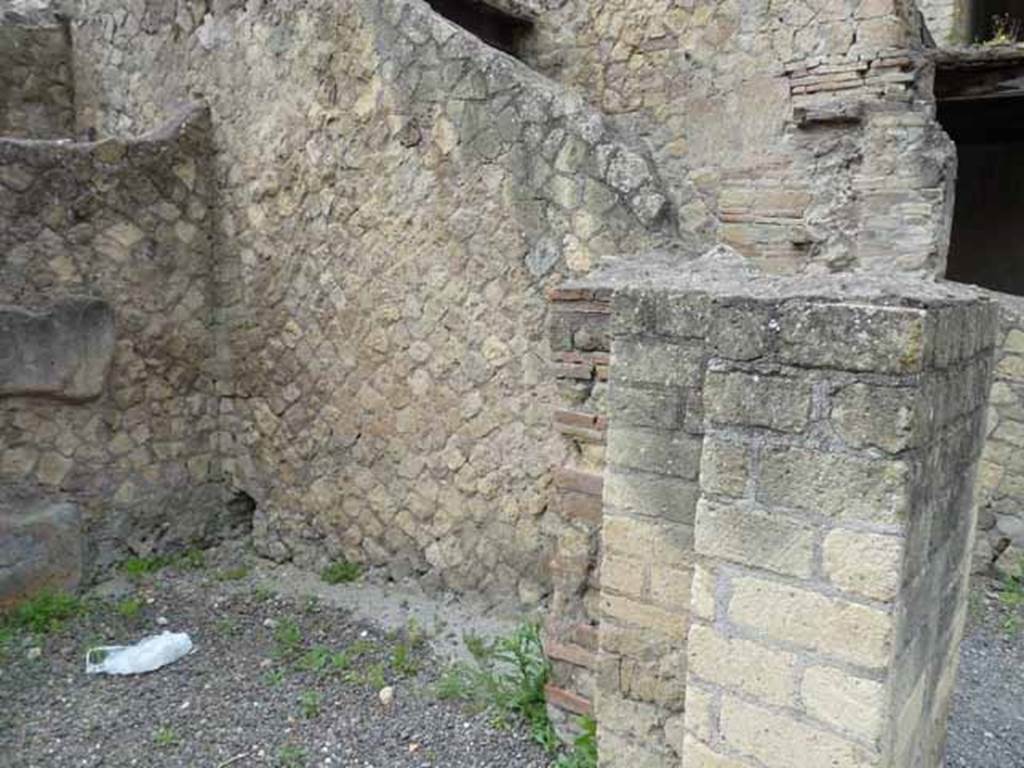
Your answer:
592;269;996;768
544;286;612;734
681;285;995;767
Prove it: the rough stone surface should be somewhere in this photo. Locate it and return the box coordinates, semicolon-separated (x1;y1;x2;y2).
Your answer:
0;299;115;401
0;8;74;138
0;105;237;586
0;499;82;608
63;0;696;605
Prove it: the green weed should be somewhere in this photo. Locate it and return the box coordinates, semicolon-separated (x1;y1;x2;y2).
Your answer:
554;715;598;768
252;585;277;602
273;619;303;658
297;646;332;674
299;690;322;719
391;640;419;678
437;622;558;752
276;745;307;767
178;548;206;570
153;726;178;748
217;565;250;581
121;554;173;577
264;667;286;687
998;556;1024;635
116;597;143;620
3;591;83;635
321;558;361;584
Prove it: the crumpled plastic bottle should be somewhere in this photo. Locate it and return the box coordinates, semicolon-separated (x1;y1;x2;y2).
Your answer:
85;631;194;675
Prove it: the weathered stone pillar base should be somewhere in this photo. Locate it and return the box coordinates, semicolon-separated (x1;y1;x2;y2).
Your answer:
590;264;996;768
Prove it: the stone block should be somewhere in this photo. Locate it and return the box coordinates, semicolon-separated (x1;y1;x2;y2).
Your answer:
728;576;892;668
0;299;115;401
699;437;749;498
694;499;815;578
758;446;908;525
687;624;795;706
0;500;82;608
822;528;903;601
682;684;714;743
608;383;686;429
831;383;917;452
604;469;698;523
602;515;694;566
718;696;875;768
682;736;749;768
607;426;701;479
801;665;885;743
600;593;688;640
613;337;703;388
704;370;811;432
778;302;927;375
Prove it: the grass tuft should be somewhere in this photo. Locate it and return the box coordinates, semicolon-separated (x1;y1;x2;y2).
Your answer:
998;555;1024;635
321;558;362;585
437;622;599;765
3;591;83;635
153;726;178;748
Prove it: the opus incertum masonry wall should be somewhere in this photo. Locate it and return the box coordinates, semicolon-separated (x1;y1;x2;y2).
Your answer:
587;264;996;768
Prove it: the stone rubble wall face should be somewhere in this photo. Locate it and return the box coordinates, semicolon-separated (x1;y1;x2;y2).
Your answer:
975;294;1024;570
592;277;995;768
0;108;226;578
65;0;682;602
519;0;955;276
0;17;74;138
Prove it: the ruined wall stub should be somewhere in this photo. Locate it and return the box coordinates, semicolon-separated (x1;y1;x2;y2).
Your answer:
0;105;240;593
590;264;995;767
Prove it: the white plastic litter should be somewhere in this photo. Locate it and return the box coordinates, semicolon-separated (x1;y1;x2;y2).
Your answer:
86;631;193;675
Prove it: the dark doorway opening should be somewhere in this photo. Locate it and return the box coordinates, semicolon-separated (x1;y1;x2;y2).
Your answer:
424;0;533;58
937;59;1024;295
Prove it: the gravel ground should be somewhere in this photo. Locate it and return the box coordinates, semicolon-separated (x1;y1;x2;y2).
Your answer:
945;577;1024;768
3;543;1021;768
0;544;549;768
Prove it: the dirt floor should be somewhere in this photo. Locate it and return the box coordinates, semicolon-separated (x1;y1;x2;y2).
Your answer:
2;540;1022;768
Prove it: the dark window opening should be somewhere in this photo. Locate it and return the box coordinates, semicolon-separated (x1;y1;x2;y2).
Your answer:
938;91;1024;295
425;0;533;58
970;0;1024;42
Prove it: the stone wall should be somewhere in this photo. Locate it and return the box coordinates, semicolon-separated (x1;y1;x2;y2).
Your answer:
975;292;1024;573
0;7;74;138
516;0;956;277
64;0;689;604
585;264;995;767
0;106;236;598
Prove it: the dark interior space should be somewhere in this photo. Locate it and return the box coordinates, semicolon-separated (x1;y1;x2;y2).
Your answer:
938;95;1024;295
971;0;1024;41
424;0;533;57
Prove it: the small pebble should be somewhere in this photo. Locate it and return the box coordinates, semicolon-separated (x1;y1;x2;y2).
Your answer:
26;647;42;661
156;616;169;626
378;686;394;707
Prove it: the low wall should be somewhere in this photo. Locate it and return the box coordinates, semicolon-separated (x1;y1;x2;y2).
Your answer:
0;106;241;603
